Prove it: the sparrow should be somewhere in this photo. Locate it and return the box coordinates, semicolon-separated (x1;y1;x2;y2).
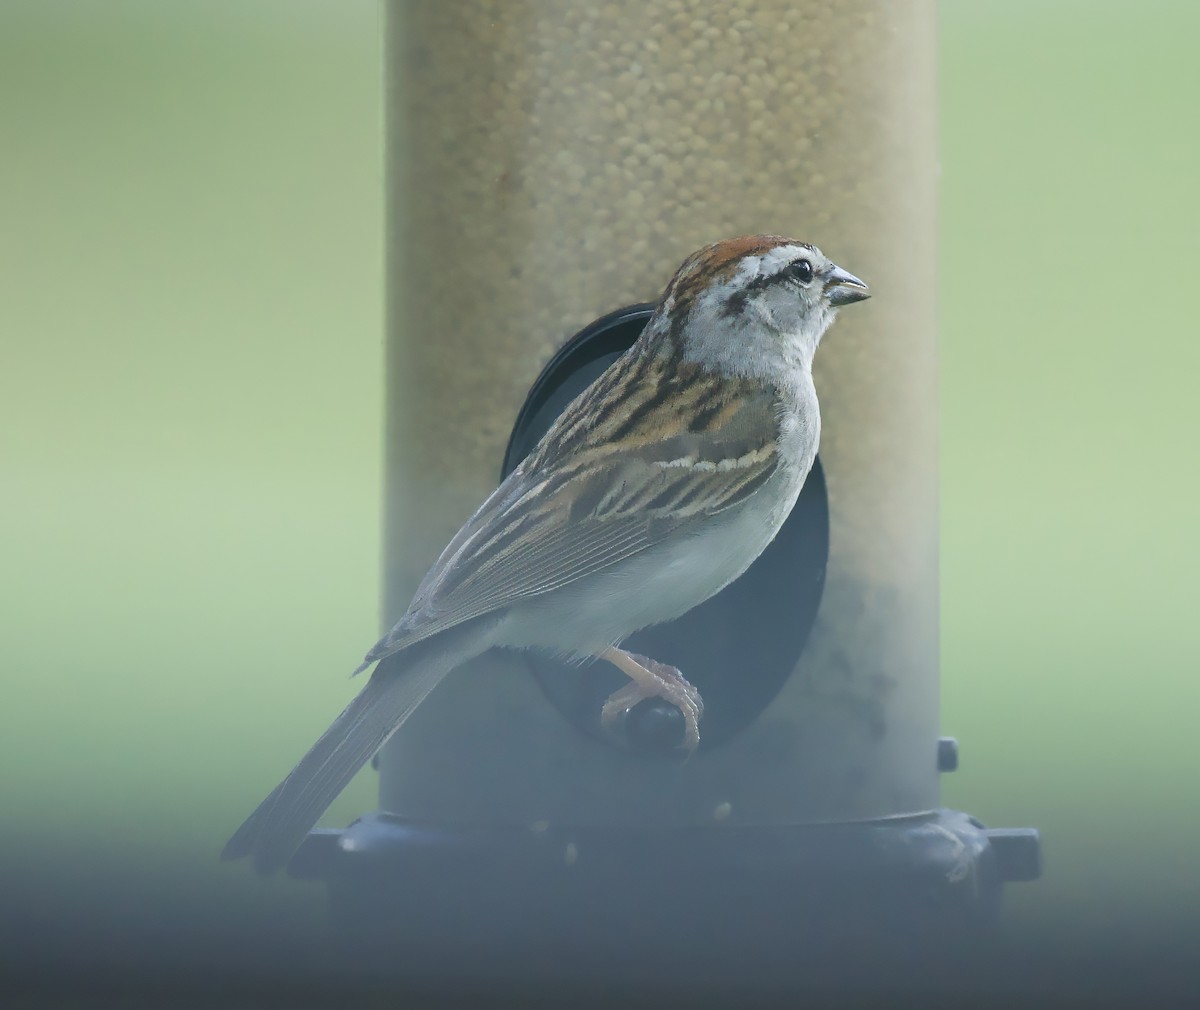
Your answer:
223;235;869;873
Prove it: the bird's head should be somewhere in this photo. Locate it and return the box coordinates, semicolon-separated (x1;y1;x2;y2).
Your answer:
652;235;870;378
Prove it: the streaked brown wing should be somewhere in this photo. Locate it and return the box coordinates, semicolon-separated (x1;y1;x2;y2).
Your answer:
361;349;781;665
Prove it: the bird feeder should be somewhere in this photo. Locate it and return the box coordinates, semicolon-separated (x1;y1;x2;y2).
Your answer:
292;0;1039;990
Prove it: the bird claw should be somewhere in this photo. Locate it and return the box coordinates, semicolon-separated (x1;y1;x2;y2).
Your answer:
599;652;703;754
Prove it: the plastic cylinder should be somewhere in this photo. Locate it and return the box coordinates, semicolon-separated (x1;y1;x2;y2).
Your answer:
379;0;938;828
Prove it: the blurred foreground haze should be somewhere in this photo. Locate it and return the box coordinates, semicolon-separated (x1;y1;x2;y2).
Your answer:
1;0;1198;1003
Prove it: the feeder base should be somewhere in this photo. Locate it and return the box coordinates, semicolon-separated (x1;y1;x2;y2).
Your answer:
289;808;1038;995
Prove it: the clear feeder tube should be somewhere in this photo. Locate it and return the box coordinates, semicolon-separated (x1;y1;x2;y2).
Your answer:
380;0;937;826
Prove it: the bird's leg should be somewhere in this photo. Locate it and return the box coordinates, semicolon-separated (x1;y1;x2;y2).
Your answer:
598;647;704;753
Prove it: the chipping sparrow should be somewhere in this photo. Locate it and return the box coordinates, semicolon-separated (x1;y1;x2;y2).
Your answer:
223;235;869;873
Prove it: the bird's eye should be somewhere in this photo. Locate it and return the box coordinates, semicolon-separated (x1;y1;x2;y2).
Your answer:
788;259;814;285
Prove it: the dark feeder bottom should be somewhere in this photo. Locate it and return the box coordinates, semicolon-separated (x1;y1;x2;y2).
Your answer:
290;799;1040;993
303;307;1040;993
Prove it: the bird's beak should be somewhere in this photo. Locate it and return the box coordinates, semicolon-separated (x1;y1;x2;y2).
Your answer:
824;265;870;306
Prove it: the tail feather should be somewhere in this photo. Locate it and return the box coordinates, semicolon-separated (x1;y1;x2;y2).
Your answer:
221;655;451;874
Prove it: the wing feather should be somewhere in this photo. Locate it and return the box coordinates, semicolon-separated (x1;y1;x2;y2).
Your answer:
360;348;781;667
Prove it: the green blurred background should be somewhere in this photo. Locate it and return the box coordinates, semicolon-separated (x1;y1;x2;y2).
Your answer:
1;0;1198;998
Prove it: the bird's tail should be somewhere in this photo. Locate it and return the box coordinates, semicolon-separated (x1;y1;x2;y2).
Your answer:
221;642;462;875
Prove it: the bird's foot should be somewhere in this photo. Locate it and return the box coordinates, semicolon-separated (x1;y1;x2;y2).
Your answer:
599;648;703;754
